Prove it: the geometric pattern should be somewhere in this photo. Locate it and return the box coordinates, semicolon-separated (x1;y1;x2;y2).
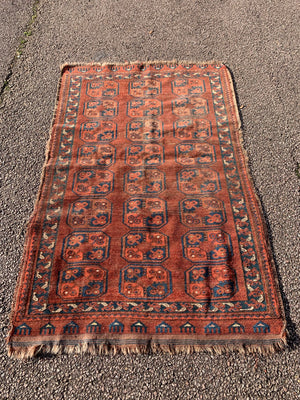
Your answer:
179;197;226;227
119;265;171;299
185;264;237;300
124;169;165;195
73;169;114;196
58;265;107;299
175;143;216;165
182;230;232;263
177;168;221;194
77;144;116;167
174;119;211;141
80;121;117;142
8;63;286;358
121;231;169;263
123;197;167;228
62;231;110;263
126;119;163;142
125;144;164;167
67;199;112;229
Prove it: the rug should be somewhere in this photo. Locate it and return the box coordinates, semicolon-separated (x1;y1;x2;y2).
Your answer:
8;62;286;358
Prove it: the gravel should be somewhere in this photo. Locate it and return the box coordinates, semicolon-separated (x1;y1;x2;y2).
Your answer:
0;0;299;398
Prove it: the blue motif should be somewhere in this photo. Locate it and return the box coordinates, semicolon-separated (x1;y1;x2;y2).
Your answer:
40;323;56;335
131;321;147;333
124;267;144;282
204;322;220;334
15;323;31;336
86;321;102;333
109;320;124;333
82;281;104;297
228;322;245;334
63;321;79;334
156;321;172;333
180;322;196;334
253;321;270;333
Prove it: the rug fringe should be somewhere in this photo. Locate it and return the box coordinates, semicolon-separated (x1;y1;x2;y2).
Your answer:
8;338;287;359
60;59;224;73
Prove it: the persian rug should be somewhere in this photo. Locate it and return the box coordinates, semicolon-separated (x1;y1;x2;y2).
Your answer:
8;62;286;358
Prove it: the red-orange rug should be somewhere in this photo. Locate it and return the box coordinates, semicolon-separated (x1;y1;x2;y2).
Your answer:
8;62;286;358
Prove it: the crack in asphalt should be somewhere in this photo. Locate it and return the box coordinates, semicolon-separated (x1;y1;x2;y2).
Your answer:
0;0;40;105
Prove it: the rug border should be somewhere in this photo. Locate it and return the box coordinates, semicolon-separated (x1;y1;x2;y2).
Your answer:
7;61;287;359
223;66;286;331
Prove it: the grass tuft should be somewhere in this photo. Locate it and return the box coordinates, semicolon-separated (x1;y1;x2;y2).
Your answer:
0;0;40;104
295;163;300;179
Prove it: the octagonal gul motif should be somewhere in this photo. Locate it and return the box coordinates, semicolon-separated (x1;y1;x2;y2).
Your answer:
175;143;216;165
86;80;119;98
127;99;162;117
124;169;165;195
126;119;163;142
73;169;114;196
179;197;226;227
67;199;112;229
122;231;169;263
80;121;117;142
182;230;232;263
58;265;107;300
120;265;171;299
62;231;110;263
125;144;164;167
77;144;115;167
177;168;221;194
174;119;212;141
172;97;208;117
84;100;118;118
185;263;237;300
86;80;119;97
123;197;167;228
129;79;161;97
171;78;205;96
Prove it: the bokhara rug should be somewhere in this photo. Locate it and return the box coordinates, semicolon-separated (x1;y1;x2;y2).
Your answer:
8;62;286;358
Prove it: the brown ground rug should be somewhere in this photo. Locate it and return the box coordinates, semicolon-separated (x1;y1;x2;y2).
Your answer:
8;62;286;358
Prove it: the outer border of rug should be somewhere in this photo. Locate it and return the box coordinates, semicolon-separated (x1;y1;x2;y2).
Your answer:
7;60;287;359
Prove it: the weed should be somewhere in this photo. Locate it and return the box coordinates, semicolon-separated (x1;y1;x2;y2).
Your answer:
295;163;300;179
0;0;40;104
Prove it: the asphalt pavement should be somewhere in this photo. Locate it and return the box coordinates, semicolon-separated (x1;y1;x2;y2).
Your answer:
0;1;299;399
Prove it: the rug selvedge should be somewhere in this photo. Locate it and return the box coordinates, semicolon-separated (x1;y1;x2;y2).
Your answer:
8;62;286;358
